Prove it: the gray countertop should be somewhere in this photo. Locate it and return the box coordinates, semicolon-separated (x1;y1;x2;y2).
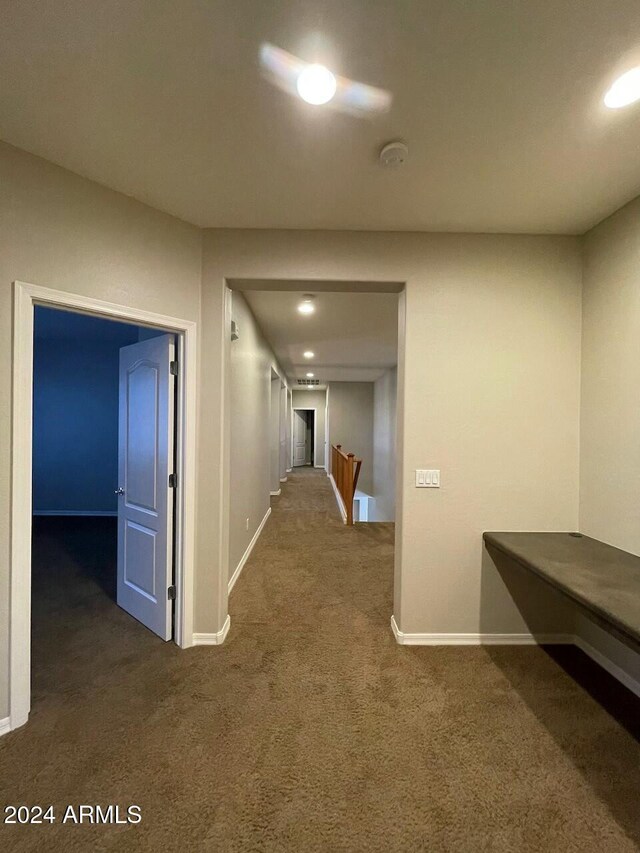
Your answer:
483;531;640;647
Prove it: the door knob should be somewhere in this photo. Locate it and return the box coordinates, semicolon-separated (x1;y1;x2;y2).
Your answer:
115;487;125;496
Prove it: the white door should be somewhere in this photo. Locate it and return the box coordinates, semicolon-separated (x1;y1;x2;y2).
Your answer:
293;410;307;466
116;334;175;640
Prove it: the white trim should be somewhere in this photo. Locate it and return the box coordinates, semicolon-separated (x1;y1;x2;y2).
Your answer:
390;617;571;646
33;510;117;517
270;489;281;497
279;476;288;483
574;635;640;698
389;618;640;697
0;717;11;737
286;468;292;473
228;507;271;594
314;464;326;470
10;280;198;732
329;473;347;524
193;615;231;646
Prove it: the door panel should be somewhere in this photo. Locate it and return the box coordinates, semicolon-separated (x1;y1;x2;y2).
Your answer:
293;410;307;466
117;334;175;640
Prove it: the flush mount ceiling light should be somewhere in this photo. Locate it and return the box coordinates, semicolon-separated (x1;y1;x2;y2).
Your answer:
259;43;392;116
297;295;316;315
604;66;640;108
306;372;314;378
296;64;337;105
303;350;315;359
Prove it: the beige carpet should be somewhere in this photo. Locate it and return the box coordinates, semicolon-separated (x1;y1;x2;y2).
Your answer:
1;468;638;851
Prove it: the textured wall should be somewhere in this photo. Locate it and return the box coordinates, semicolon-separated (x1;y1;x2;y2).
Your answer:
580;196;640;556
202;228;582;636
327;382;375;494
229;292;287;579
0;142;202;717
372;368;397;522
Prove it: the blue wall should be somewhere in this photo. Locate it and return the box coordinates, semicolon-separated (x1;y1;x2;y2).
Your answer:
32;308;161;514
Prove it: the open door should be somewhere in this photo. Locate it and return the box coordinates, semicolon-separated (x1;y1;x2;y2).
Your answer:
293;410;307;466
116;334;175;640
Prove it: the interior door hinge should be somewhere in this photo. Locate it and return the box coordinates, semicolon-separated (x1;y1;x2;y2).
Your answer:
169;473;177;488
167;585;176;600
170;360;179;376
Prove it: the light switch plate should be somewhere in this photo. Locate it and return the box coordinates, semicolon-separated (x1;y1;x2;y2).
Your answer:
415;469;440;488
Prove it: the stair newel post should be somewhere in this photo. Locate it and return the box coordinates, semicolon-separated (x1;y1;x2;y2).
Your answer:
347;453;355;525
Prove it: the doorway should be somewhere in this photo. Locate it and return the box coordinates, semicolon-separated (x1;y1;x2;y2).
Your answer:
31;307;176;702
10;281;197;731
292;408;316;467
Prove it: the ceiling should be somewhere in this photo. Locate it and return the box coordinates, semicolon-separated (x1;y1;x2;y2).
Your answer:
242;291;398;384
2;1;640;233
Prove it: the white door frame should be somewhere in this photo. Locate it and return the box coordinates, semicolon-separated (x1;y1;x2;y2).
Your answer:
10;280;198;731
292;407;317;467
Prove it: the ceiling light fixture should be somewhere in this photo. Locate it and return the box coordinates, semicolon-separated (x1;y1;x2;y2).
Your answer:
604;66;640;109
296;64;337;105
297;295;316;315
303;350;315;359
260;43;392;116
306;372;314;378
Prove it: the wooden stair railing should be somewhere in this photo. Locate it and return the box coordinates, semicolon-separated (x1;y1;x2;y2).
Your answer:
331;444;362;525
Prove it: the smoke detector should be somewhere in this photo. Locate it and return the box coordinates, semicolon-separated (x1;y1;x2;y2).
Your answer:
379;141;408;168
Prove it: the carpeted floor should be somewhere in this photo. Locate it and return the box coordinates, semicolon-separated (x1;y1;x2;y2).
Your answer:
1;468;639;851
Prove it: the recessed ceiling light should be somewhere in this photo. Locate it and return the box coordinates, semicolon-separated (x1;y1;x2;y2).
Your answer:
303;350;315;359
297;295;316;315
296;64;337;105
306;372;314;378
604;66;640;109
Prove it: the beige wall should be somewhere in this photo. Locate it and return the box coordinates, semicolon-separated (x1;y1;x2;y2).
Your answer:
580;196;640;556
327;382;375;494
292;389;327;468
8;130;640;724
202;229;582;636
229;292;286;576
372;368;397;522
577;196;640;684
0;142;203;717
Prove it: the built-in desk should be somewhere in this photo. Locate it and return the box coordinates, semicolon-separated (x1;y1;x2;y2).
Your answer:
483;532;640;649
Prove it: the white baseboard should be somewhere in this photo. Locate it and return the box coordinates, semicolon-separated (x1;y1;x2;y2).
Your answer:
279;476;288;483
33;510;117;517
328;474;347;524
286;468;292;473
193;615;231;646
270;489;281;497
574;635;640;698
390;617;571;646
314;464;326;470
228;507;271;594
0;716;11;737
390;617;640;696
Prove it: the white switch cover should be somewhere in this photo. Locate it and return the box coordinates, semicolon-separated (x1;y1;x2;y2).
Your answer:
415;469;440;488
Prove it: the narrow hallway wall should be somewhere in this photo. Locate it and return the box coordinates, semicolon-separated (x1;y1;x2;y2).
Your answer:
372;368;397;521
229;292;288;582
580;195;640;556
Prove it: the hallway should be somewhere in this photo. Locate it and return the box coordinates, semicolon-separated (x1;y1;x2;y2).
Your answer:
0;469;638;851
